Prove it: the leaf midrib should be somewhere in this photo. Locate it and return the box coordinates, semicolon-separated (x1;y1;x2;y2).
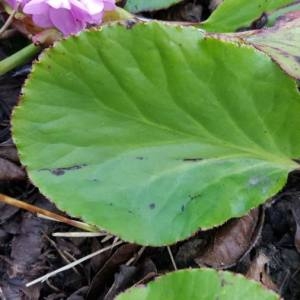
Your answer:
79;95;294;168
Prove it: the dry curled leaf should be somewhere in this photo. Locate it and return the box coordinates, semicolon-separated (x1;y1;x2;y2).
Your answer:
0;157;25;180
195;207;264;269
246;252;278;292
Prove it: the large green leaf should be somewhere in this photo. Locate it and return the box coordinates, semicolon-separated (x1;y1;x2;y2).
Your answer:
116;269;279;299
124;0;184;13
200;0;295;32
12;23;300;246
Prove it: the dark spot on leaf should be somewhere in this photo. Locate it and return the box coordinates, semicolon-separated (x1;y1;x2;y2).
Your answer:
39;164;87;176
125;19;137;29
220;278;229;287
188;193;202;200
52;169;65;176
136;156;144;160
149;203;156;209
183;158;203;162
181;205;185;212
109;203;113;206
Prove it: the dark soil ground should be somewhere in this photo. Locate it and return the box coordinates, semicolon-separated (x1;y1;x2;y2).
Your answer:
1;1;300;299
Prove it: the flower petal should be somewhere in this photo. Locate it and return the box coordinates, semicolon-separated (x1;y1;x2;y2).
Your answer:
49;7;82;35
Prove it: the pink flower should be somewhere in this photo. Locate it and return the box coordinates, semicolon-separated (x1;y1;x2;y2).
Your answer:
5;0;116;36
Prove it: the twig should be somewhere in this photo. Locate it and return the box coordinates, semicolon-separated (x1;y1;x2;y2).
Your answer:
279;270;290;295
101;234;114;243
44;234;80;275
0;6;18;37
45;279;60;293
52;231;107;238
26;240;123;287
167;246;178;271
126;246;146;266
0;193;99;232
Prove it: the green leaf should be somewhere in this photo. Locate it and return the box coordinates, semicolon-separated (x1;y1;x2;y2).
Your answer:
244;11;300;80
12;23;300;246
124;0;184;13
116;269;279;300
200;0;295;32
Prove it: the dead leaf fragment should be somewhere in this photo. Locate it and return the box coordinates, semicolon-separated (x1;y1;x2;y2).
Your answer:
0;144;20;162
86;244;140;300
175;238;205;267
195;207;264;269
246;252;278;292
104;265;137;300
0;157;25;180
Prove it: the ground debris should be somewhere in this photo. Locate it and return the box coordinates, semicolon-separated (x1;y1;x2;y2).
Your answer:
195;208;264;269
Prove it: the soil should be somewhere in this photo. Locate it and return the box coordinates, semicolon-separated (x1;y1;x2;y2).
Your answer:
1;1;300;299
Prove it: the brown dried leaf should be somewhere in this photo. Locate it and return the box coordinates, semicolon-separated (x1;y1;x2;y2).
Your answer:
195;207;264;269
0;157;25;180
0;144;21;162
86;244;140;300
104;265;137;300
246;252;278;292
175;238;206;267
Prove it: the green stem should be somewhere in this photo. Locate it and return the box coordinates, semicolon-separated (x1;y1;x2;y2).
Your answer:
0;43;41;76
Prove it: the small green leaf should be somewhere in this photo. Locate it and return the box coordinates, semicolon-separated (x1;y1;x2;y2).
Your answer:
124;0;184;13
116;269;280;300
200;0;295;32
12;23;300;246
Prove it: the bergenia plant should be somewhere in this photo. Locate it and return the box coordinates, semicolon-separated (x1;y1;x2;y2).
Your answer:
1;0;300;298
4;0;116;35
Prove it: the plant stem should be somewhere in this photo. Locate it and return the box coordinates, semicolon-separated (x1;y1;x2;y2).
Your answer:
0;193;100;232
26;240;123;287
0;43;41;76
0;6;18;37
